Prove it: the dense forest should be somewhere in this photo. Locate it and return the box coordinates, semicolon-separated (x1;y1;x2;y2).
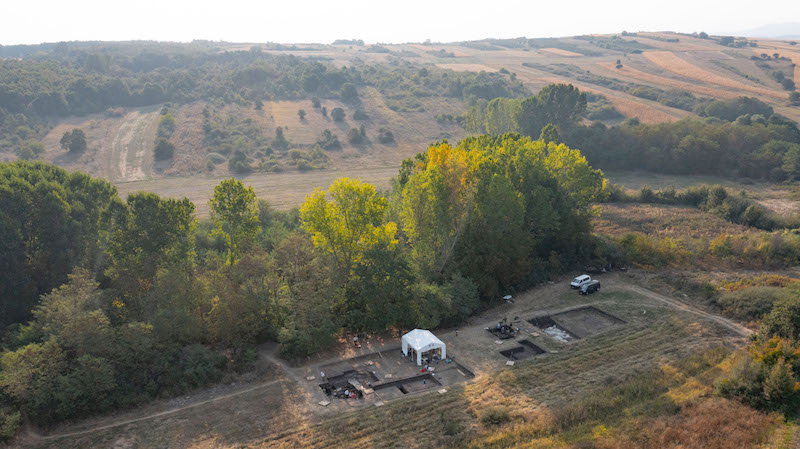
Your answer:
0;131;603;434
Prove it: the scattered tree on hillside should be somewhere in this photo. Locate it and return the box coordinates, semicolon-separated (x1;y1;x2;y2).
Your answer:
340;83;358;103
377;128;394;144
298;109;306;120
59;129;87;153
331;107;345;122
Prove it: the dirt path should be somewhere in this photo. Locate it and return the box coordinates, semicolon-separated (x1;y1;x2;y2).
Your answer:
624;284;753;337
110;108;160;182
29;378;282;442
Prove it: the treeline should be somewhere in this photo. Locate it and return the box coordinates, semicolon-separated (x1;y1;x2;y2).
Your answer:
464;83;800;180
0;134;603;434
567;116;800;179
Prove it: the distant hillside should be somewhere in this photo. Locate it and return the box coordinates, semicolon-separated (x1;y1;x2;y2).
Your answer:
737;23;800;39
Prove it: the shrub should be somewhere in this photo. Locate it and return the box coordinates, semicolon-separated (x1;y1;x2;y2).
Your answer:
15;140;45;160
352;109;369;120
316;129;341;150
480;406;510;426
207;152;226;164
347;127;364;145
154;138;175;160
157;112;176;138
377;128;394;144
228;150;250;173
0;408;20;442
716;287;791;321
331;107;345;122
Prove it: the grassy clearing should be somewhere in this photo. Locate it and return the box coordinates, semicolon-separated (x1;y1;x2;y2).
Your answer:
594;203;746;239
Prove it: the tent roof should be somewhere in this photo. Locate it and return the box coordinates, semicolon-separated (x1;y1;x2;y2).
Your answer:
401;329;444;351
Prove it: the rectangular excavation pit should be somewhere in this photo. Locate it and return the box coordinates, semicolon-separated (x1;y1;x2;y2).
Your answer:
319;369;380;398
529;306;626;341
372;373;441;398
528;316;579;342
550;306;626;338
499;339;546;360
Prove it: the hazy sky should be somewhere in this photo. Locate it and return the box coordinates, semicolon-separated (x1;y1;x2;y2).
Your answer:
2;0;798;45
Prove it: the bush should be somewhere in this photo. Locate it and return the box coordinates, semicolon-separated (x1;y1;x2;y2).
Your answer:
352;109;369;120
316;129;341;150
347;127;364;145
480;406;510;426
157;112;176;138
0;408;20;442
15;140;45;160
207;152;226;164
377;127;394;144
154;138;175;160
228;150;250;173
716;287;791;321
331;107;345;122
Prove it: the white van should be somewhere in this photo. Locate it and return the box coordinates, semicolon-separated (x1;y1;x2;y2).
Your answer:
570;274;591;289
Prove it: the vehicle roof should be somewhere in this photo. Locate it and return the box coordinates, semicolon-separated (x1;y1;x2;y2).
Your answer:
574;274;590;280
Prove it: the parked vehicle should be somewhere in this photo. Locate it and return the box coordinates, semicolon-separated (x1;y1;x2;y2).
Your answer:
570;274;591;289
579;280;601;295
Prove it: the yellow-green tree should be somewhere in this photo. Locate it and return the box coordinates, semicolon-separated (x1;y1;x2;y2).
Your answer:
401;142;475;277
300;178;397;281
209;179;260;265
485;97;521;135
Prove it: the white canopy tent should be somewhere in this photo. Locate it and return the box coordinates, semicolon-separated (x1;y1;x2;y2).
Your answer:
401;329;446;366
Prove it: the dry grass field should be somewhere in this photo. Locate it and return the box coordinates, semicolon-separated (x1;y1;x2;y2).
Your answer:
21;276;770;449
594;203;747;239
643;51;787;100
592;61;740;99
540;48;582;57
116;166;399;216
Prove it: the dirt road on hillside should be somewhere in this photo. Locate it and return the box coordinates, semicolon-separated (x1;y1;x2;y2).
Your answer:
109;109;160;182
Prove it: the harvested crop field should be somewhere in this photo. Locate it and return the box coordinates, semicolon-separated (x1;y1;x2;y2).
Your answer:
435;63;497;72
593;61;738;99
513;67;686;123
643;51;787;99
540;47;582;57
